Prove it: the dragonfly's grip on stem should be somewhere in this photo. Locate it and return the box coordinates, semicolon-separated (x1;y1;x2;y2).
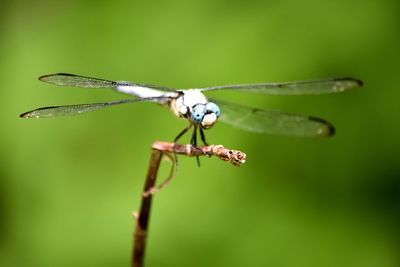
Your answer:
152;141;247;166
142;142;246;197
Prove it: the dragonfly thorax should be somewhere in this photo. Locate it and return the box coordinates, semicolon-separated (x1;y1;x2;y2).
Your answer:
170;90;220;128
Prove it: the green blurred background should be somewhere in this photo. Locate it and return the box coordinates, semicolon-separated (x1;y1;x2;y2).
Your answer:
1;0;399;266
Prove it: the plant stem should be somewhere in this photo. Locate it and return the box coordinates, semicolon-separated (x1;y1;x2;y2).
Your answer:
132;148;163;267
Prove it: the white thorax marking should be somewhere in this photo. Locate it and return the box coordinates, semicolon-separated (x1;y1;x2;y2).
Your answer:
170;89;208;118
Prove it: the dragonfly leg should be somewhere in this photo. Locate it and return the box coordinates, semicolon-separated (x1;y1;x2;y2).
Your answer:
190;126;201;167
174;124;192;143
199;127;212;158
173;124;192;167
190;125;197;146
199;127;209;146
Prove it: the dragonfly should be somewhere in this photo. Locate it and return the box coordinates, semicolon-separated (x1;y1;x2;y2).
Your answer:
20;73;362;153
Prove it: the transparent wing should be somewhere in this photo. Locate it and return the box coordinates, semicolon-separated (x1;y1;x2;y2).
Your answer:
39;73;174;91
20;97;165;118
216;100;334;137
200;77;362;95
39;73;117;88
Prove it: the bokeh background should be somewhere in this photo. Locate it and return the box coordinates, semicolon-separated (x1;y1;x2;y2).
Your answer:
1;0;399;266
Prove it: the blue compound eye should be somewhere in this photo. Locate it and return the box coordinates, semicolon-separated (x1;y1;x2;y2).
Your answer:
191;104;207;124
206;102;220;117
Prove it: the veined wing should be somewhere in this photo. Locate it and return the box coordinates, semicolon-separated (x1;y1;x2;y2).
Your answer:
200;77;362;95
20;97;166;118
216;100;334;137
39;73;174;91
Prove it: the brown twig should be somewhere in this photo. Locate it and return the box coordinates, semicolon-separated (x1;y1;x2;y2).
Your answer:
132;141;246;267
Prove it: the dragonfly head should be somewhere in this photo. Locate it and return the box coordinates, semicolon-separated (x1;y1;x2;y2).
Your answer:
191;102;220;129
